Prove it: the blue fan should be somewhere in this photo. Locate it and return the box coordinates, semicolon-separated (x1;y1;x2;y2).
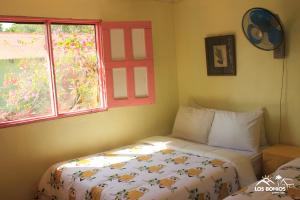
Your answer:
242;8;284;51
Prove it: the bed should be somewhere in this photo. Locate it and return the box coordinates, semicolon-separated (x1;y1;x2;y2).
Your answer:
224;157;300;200
139;136;264;179
36;136;261;200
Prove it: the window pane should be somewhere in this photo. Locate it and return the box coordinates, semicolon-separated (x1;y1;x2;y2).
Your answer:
0;22;54;123
112;68;127;99
110;29;125;60
134;67;148;97
132;29;146;59
51;24;100;113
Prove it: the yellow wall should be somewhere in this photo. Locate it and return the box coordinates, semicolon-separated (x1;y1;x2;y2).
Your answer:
2;0;300;199
0;0;178;199
174;0;300;145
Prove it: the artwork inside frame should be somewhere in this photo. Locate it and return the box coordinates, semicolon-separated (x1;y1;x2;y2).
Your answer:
205;35;236;76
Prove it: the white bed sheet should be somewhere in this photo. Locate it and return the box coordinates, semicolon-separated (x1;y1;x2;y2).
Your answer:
219;144;266;179
231;147;265;178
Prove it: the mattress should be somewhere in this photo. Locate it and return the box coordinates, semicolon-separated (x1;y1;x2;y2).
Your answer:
37;136;257;200
229;147;264;179
139;136;265;178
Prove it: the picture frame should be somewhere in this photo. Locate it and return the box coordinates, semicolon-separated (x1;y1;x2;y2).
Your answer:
205;35;236;76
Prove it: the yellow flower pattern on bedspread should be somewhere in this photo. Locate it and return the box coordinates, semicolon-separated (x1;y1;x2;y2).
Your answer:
36;143;239;200
225;159;300;200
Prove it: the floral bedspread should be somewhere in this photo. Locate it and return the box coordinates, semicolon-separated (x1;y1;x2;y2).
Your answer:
37;143;240;200
225;158;300;200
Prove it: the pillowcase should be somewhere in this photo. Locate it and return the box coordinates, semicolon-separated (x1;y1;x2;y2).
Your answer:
208;109;263;152
172;106;215;144
191;102;268;146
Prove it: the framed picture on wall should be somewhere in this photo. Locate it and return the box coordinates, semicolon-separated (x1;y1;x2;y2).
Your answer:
205;35;236;76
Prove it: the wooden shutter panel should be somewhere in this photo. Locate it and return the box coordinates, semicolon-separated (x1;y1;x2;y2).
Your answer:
102;21;155;107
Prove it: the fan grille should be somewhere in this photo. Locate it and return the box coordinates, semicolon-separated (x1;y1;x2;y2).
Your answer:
242;8;284;51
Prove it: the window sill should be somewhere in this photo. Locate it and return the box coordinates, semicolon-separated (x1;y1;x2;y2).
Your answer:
0;107;108;129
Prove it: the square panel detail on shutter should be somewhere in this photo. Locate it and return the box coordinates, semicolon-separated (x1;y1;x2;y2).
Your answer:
134;67;148;98
112;68;128;99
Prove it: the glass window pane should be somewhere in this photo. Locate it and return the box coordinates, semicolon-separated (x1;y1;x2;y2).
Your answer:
112;68;127;99
110;29;125;60
132;28;146;59
51;24;100;113
0;22;54;123
134;67;148;97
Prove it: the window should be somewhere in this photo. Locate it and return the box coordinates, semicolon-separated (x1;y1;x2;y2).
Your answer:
0;17;106;127
0;22;54;123
102;22;155;107
0;17;154;128
51;24;101;114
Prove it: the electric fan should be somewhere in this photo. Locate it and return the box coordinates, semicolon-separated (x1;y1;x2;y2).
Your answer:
242;7;285;58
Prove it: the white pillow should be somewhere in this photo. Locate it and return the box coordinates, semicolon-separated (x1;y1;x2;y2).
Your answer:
172;106;215;144
208;109;263;152
192;103;268;146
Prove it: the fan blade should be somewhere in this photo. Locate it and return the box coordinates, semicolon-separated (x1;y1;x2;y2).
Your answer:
250;9;273;32
267;28;283;47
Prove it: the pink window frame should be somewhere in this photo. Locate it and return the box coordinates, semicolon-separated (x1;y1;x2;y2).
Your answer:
0;16;107;128
102;21;155;107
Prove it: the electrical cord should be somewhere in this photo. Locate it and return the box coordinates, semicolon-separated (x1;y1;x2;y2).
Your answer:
278;56;286;144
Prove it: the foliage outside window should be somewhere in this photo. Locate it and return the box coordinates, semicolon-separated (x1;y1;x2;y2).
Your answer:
0;19;105;127
51;24;100;113
0;23;54;122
